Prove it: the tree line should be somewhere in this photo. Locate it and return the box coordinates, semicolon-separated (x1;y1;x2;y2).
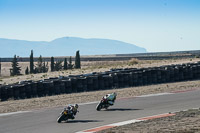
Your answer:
9;50;81;76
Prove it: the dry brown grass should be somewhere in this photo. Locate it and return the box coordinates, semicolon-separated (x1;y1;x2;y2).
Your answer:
127;58;139;65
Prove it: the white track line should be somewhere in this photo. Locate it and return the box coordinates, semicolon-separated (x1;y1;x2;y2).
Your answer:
108;119;142;126
136;92;172;98
79;101;99;105
0;111;30;117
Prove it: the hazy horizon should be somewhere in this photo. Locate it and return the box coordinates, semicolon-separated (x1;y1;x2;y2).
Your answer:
0;37;147;57
0;0;200;52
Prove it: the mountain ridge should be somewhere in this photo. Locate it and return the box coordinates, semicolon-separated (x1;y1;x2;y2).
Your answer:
0;37;147;57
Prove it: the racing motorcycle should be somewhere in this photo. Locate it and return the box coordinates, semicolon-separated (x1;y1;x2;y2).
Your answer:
96;97;113;111
57;108;75;123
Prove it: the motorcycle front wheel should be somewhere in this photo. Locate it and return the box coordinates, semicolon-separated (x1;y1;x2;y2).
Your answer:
57;114;66;123
96;103;102;111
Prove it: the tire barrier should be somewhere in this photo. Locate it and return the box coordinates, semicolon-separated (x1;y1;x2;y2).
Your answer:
1;61;200;101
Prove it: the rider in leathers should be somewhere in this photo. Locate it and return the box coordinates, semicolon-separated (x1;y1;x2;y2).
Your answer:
67;104;79;119
103;92;117;105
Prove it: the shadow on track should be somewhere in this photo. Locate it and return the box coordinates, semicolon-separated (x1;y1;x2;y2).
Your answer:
104;108;142;111
64;120;103;123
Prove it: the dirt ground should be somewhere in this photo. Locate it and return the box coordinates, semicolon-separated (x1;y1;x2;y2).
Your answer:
98;108;200;133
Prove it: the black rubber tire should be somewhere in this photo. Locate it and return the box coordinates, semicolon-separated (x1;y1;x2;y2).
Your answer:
57;114;65;123
96;103;102;111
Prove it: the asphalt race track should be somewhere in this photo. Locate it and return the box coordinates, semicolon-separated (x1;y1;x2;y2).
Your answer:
1;89;200;133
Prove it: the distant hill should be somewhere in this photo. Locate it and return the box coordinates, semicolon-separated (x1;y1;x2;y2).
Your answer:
0;37;147;57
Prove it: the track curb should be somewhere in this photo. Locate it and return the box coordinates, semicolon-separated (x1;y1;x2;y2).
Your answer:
76;113;176;133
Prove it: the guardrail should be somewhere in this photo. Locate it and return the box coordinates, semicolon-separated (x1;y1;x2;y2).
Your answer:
1;61;200;101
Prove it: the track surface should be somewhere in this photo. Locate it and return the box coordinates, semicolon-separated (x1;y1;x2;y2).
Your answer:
1;90;200;133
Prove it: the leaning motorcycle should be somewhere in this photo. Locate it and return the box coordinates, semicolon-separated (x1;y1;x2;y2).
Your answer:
57;108;74;123
96;97;113;111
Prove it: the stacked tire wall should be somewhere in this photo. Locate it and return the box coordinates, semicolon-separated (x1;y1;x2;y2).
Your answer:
1;61;200;101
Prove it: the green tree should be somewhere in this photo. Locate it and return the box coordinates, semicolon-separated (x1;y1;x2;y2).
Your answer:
30;50;34;74
63;58;68;70
10;55;21;76
25;66;29;75
68;56;73;69
54;60;63;71
36;55;43;73
75;50;81;69
50;56;55;72
35;55;48;73
42;61;48;73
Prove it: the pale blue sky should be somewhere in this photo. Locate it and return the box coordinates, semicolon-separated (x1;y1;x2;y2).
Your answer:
0;0;200;52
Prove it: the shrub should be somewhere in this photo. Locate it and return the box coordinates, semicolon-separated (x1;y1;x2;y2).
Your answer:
128;58;139;65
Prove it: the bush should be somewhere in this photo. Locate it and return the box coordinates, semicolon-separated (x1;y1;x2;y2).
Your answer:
195;55;200;58
128;58;139;65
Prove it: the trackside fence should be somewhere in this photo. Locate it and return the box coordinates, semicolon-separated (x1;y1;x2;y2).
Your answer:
1;61;200;101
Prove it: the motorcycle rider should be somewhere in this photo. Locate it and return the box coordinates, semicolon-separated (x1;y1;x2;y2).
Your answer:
103;92;117;105
66;104;79;119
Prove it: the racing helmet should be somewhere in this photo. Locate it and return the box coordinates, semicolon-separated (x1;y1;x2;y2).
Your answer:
74;104;79;109
113;92;117;97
